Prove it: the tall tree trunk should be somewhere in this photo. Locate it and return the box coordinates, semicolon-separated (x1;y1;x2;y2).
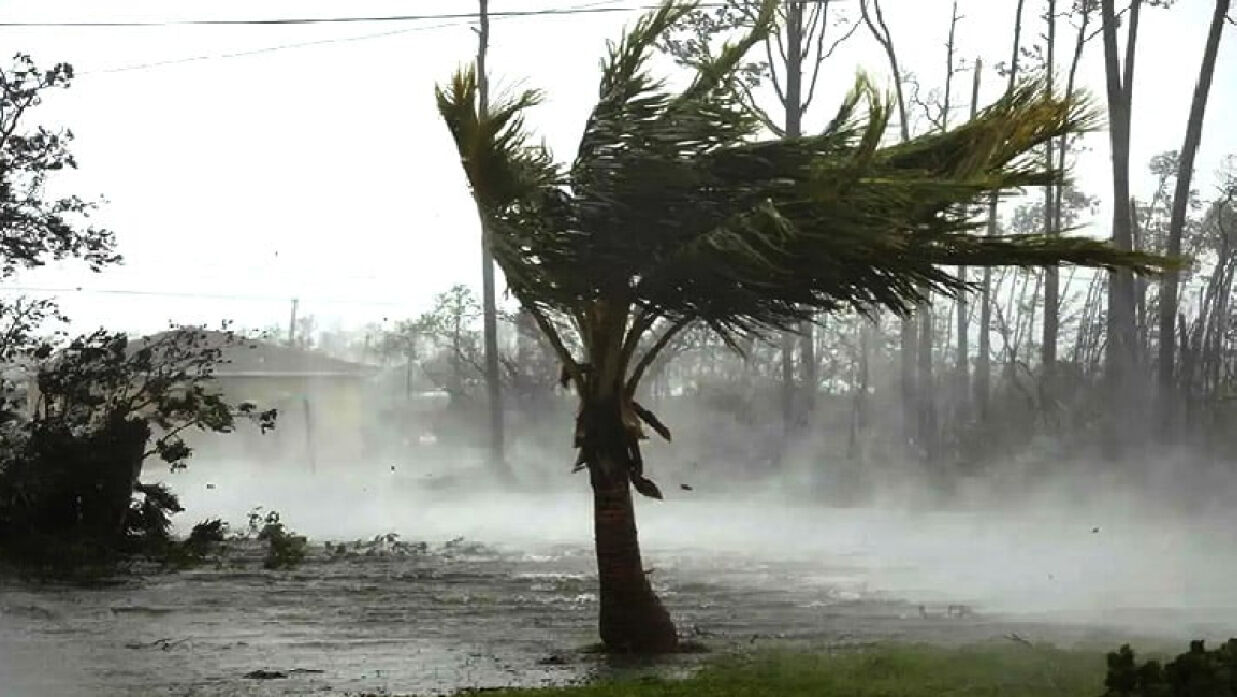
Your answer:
901;315;918;453
1100;0;1142;458
1054;0;1092;381
977;0;1026;420
580;397;678;653
477;0;509;479
1157;0;1231;437
916;307;934;461
1042;0;1059;387
1132;197;1149;354
779;1;806;442
451;311;464;399
955;57;981;423
798;318;815;424
918;0;961;465
861;0;916;455
849;319;872;461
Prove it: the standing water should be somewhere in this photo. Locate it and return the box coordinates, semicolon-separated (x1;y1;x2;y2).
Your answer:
3;463;1236;696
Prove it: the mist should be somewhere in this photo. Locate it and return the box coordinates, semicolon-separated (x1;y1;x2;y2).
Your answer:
2;0;1237;694
152;376;1237;647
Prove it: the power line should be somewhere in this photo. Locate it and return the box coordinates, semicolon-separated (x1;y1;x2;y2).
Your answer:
0;3;687;27
78;0;629;76
82;21;464;75
0;285;415;307
0;1;831;28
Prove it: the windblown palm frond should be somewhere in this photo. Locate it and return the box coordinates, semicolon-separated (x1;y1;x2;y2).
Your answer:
435;67;581;316
437;0;1171;361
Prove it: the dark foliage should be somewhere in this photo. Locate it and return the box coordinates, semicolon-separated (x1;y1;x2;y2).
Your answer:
0;327;277;576
1106;640;1237;697
0;55;118;276
249;509;307;570
0;56;272;578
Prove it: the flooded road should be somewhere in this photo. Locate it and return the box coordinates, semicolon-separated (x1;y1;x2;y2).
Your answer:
2;467;1236;696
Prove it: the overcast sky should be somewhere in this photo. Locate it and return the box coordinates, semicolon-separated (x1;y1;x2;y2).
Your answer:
1;0;1233;338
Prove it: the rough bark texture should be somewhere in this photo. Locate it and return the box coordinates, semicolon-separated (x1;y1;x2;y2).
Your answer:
579;398;678;654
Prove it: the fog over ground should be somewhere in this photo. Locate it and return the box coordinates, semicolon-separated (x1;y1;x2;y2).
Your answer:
160;427;1237;643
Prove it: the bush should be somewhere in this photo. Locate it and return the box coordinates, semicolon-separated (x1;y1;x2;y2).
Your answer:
1105;640;1237;697
249;509;307;570
0;327;276;577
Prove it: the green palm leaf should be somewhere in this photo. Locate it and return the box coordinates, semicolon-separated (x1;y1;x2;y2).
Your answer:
436;0;1172;371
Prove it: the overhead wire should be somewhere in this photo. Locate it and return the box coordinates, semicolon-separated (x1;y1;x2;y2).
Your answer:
82;22;465;75
75;0;631;76
0;285;416;308
1;1;645;313
1;0;845;314
0;1;758;27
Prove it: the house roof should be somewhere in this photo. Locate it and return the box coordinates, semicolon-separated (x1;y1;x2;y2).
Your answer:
137;330;380;379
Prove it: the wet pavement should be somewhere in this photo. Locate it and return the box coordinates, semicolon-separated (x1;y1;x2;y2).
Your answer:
3;476;1236;696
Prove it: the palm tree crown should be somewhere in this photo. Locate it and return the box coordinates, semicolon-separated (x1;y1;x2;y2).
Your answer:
437;0;1165;485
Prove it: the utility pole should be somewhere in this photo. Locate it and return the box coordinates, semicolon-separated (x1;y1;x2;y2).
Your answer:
288;298;299;347
477;0;510;480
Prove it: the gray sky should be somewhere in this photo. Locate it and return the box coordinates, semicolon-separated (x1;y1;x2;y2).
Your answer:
1;0;1233;338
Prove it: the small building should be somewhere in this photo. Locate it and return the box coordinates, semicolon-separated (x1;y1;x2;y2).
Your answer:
141;330;381;471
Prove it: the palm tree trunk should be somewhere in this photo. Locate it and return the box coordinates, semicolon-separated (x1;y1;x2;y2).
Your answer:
579;398;677;653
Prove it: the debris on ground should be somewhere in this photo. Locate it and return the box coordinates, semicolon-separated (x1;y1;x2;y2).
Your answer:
124;637;190;651
538;653;570;666
243;669;288;680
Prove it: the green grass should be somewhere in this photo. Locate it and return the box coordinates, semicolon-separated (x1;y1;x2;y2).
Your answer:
486;642;1110;697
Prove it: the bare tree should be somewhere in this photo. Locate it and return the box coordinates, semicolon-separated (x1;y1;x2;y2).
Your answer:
859;0;916;455
1042;0;1059;382
978;0;1028;421
1050;0;1097;389
1099;0;1143;456
956;54;982;421
1156;0;1231;436
908;0;965;463
659;0;860;448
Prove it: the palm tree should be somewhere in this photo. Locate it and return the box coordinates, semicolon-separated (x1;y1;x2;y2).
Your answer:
436;0;1164;653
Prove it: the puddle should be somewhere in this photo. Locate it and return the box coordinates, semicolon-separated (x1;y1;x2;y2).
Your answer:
3;482;1236;695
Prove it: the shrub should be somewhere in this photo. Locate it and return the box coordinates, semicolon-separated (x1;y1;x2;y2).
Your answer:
0;327;276;577
249;508;307;570
1105;639;1237;697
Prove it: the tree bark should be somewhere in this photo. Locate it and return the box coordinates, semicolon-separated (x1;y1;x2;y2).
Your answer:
1042;0;1059;386
916;307;934;461
579;398;678;653
861;0;916;454
780;0;809;440
1156;0;1230;437
977;0;1026;421
1100;0;1142;458
849;319;871;461
955;56;981;423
